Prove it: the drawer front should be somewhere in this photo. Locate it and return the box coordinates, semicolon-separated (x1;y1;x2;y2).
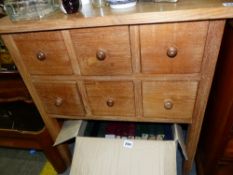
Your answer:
13;31;73;75
140;21;208;74
85;81;135;116
143;81;198;119
34;81;85;116
70;26;132;75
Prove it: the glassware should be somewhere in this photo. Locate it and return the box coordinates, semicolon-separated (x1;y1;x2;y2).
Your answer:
92;0;106;8
3;0;55;21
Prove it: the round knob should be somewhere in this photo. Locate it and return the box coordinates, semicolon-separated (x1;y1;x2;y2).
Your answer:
55;97;63;107
36;51;46;61
167;47;177;58
106;99;114;107
96;49;106;61
164;100;173;110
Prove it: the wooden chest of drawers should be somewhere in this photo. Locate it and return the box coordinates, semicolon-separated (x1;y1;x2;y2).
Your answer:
9;21;210;122
0;15;226;174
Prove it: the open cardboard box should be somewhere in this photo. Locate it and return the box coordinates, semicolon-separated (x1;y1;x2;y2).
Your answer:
54;120;188;175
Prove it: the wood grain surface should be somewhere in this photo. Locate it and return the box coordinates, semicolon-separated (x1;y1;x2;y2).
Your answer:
143;81;198;120
140;21;208;74
85;81;135;116
70;26;132;75
12;31;73;75
33;81;85;116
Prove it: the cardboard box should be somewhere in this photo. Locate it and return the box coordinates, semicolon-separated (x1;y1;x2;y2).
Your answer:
54;120;187;175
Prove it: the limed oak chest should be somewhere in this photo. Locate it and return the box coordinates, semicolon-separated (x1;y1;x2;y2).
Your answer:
1;1;232;173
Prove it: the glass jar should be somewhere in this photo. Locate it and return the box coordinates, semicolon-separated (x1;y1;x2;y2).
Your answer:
92;0;106;8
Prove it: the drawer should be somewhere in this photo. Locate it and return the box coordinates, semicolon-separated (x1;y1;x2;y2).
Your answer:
140;21;208;74
33;81;85;116
12;31;73;75
85;81;135;116
55;120;187;175
70;26;132;75
143;81;198;120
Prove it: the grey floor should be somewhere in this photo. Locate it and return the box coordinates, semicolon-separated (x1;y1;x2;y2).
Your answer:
0;147;71;175
0;147;46;175
0;145;196;175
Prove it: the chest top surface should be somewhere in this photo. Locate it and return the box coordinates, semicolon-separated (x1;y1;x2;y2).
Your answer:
0;0;233;34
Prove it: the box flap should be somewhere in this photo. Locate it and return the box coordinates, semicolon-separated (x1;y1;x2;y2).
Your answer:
54;120;87;146
172;124;188;160
70;137;177;175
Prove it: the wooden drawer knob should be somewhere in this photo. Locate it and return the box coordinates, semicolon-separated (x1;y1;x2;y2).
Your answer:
164;99;173;110
167;47;177;58
96;49;106;61
36;51;46;61
106;99;114;107
55;97;63;107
